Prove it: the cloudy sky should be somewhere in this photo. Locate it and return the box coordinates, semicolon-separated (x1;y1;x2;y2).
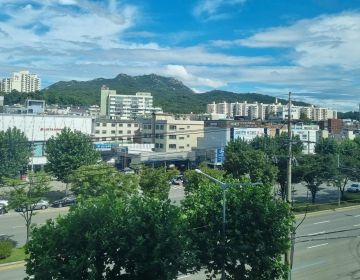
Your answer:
0;0;360;111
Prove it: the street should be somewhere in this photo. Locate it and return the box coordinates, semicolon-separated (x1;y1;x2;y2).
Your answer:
293;207;360;280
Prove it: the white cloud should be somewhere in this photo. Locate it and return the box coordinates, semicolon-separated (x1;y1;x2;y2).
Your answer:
239;12;360;69
193;0;247;21
163;65;226;87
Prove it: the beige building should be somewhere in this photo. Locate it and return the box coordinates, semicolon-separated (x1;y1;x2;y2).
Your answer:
1;70;41;93
93;118;140;143
141;114;204;153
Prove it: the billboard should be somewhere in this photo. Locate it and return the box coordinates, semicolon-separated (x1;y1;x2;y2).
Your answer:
233;127;265;142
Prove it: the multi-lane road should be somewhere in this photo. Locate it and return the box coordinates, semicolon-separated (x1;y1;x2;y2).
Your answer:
2;185;360;279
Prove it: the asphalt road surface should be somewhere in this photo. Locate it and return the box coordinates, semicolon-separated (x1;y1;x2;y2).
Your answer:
293;207;360;280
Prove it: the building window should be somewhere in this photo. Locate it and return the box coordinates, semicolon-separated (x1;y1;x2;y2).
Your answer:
119;130;123;134
102;130;106;134
156;134;164;139
187;126;190;129
187;135;190;138
111;130;116;134
134;124;139;127
187;144;190;147
95;130;100;134
127;137;131;141
127;124;131;127
179;127;185;130
143;124;151;129
169;135;176;140
96;123;100;127
179;137;184;140
156;124;165;130
169;144;176;149
102;123;107;127
127;130;131;134
169;125;177;130
119;124;123;127
179;146;184;149
111;123;116;127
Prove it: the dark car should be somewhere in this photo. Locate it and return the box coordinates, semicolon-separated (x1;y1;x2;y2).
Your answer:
0;203;7;215
52;196;76;208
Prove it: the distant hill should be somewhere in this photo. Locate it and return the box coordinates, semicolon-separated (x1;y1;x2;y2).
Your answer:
338;111;360;120
39;73;309;113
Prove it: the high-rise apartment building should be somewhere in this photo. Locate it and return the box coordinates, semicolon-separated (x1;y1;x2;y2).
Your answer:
100;86;162;119
0;70;41;93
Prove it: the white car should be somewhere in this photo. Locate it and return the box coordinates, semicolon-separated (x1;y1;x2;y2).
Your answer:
0;200;8;207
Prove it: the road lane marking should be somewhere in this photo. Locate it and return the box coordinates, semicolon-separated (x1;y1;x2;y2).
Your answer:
12;225;25;229
307;243;328;249
313;220;330;225
307;231;325;236
292;260;326;272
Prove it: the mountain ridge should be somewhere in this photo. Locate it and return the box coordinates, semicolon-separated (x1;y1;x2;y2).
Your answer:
41;73;308;113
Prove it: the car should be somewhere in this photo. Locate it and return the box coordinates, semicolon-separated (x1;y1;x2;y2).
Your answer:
170;175;184;185
15;200;49;212
347;183;360;193
51;196;76;208
0;199;8;207
0;203;7;215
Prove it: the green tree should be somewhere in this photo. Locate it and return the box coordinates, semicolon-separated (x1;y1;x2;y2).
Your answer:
183;166;226;194
69;163;139;199
0;128;32;182
294;154;335;203
6;172;50;242
45;128;100;183
25;195;187;280
139;166;178;200
181;181;293;279
251;134;303;200
223;138;278;185
316;138;360;200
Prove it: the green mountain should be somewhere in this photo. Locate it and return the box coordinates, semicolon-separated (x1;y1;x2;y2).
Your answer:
40;73;309;113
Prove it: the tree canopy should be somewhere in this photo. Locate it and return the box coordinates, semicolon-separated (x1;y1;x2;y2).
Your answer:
45;128;100;182
181;180;292;279
25;195;187;280
6;172;51;242
0;127;31;182
223;138;278;185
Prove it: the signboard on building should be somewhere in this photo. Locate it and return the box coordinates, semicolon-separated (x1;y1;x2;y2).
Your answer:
214;148;225;164
95;143;113;151
232;127;265;142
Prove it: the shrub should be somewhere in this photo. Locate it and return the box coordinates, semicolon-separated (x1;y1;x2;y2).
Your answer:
0;240;13;259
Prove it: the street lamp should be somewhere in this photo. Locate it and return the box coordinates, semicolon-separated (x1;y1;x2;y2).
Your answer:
194;169;262;280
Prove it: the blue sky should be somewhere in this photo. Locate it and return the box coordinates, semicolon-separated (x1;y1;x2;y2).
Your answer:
1;0;360;111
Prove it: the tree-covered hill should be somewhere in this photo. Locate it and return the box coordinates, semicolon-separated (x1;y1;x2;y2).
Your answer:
3;73;310;113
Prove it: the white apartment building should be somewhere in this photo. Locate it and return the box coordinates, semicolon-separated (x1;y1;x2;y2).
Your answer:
100;86;162;119
292;123;320;154
0;70;41;93
141;114;204;153
207;101;337;121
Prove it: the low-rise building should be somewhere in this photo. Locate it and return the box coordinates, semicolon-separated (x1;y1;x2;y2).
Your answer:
93;118;140;143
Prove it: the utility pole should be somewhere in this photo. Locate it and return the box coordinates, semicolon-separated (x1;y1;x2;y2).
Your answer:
337;153;341;206
286;92;293;280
